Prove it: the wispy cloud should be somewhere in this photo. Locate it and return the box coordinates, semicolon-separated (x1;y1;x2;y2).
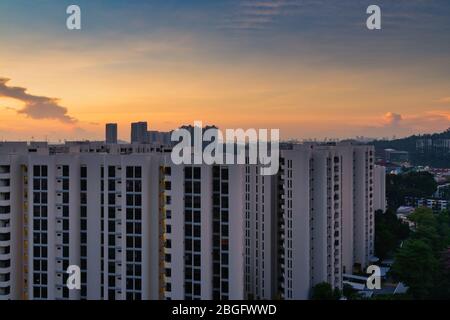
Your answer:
0;77;76;123
436;96;450;104
221;0;301;31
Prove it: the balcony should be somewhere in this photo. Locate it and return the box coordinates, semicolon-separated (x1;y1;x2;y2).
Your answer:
0;233;10;247
0;251;10;261
0;287;10;297
0;166;10;174
0;191;9;200
0;179;10;188
0;278;10;287
0;261;11;273
0;200;10;208
0;226;10;234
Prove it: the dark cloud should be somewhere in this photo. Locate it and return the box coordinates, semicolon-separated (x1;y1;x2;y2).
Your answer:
0;77;76;123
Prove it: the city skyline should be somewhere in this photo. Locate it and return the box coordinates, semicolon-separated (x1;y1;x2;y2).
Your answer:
1;1;450;141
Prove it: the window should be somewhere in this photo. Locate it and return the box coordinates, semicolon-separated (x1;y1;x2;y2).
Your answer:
81;166;87;178
108;166;115;178
135;167;142;178
62;166;69;177
193;167;201;179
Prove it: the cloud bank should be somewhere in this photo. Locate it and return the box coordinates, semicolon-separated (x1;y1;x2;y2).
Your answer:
0;77;76;123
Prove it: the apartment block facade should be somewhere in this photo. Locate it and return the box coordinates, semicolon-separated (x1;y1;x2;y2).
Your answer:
278;143;376;299
0;139;381;300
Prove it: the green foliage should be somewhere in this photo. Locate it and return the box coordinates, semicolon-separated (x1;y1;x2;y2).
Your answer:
342;284;363;300
391;208;450;299
391;239;438;299
310;283;341;300
436;211;450;246
410;207;436;226
431;248;450;299
386;172;437;210
410;208;449;254
374;209;410;260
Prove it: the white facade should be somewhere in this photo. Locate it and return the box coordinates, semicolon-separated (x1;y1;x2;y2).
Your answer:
352;146;375;270
0;155;24;299
0;140;383;300
373;165;386;212
243;164;278;300
162;162;245;300
278;143;377;299
279;145;344;299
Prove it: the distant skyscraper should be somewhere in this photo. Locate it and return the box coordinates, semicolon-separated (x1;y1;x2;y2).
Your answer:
131;122;148;144
105;123;118;144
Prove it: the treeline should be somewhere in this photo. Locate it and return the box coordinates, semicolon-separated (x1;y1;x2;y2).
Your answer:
386;171;437;210
371;128;450;167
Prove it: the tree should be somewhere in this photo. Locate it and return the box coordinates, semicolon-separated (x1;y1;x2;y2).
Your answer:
432;248;450;299
374;209;410;260
409;207;436;227
391;239;438;299
436;211;450;247
386;172;437;210
375;223;396;260
410;207;447;254
310;283;341;300
343;283;362;300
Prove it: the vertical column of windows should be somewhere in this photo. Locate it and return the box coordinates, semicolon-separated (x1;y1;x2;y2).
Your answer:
184;166;201;300
212;166;229;300
32;165;48;299
55;165;70;299
80;166;88;299
125;166;142;300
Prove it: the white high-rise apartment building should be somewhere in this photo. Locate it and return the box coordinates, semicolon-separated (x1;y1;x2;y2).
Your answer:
161;162;245;300
0;154;24;299
351;145;376;271
278;143;377;300
243;163;278;300
0;144;163;300
278;144;343;299
0;137;383;301
373;165;386;212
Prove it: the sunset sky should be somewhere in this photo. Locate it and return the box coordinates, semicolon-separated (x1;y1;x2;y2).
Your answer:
1;0;450;141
